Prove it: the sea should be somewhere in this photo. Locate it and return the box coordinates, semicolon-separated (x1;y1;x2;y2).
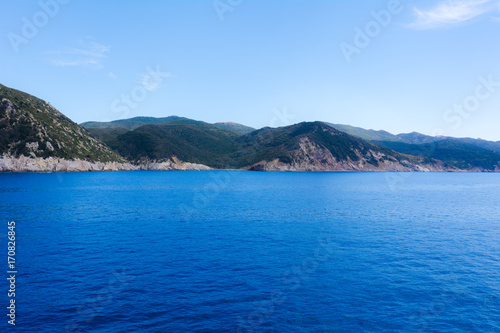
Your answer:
0;171;499;332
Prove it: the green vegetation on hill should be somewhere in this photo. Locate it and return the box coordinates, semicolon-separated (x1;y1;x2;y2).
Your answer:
81;116;187;130
106;120;240;168
233;122;371;166
213;122;255;135
86;127;130;143
373;139;500;170
94;120;419;169
326;123;404;142
457;138;500;154
395;132;437;144
327;122;500;171
0;83;123;162
82;116;255;135
3;83;499;171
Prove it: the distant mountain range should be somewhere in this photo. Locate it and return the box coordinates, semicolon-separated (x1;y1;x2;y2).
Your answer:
1;83;499;172
81;117;256;134
326;123;500;171
82;117;446;171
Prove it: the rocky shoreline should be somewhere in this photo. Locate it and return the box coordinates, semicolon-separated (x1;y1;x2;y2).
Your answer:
2;155;497;173
0;156;211;172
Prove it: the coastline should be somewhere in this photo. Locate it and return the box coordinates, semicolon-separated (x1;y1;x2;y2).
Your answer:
0;155;210;172
2;155;496;172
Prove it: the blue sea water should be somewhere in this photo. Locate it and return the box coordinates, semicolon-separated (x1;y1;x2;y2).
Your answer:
0;171;499;332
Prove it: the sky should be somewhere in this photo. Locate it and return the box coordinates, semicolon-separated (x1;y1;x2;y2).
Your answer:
1;0;500;140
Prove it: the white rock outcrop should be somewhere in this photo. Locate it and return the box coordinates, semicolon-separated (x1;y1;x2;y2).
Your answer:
0;155;212;172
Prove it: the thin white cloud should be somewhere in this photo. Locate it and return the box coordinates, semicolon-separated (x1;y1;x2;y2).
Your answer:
108;72;117;79
47;41;110;69
408;0;497;29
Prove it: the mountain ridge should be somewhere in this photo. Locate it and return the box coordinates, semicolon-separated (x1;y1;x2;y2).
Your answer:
327;123;500;171
1;84;499;172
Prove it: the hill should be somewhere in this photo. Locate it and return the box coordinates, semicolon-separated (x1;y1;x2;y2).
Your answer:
372;139;500;171
232;122;445;171
327;123;500;171
213;122;255;135
2;83;498;172
456;137;500;153
98;120;447;171
0;83;122;163
324;123;402;142
80;116;187;130
106;119;239;168
82;116;255;135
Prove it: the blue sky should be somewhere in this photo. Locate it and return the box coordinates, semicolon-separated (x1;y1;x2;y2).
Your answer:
1;0;500;140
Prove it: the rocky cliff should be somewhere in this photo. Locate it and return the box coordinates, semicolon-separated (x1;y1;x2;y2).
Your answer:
246;137;451;172
239;123;454;172
0;155;211;172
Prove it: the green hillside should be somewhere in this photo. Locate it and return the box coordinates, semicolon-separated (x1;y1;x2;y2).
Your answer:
373;139;500;170
3;83;499;171
0;83;123;162
325;123;403;142
327;123;500;171
82;116;255;135
106;120;239;168
232;122;429;168
81;116;187;130
213;122;255;135
95;120;431;170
